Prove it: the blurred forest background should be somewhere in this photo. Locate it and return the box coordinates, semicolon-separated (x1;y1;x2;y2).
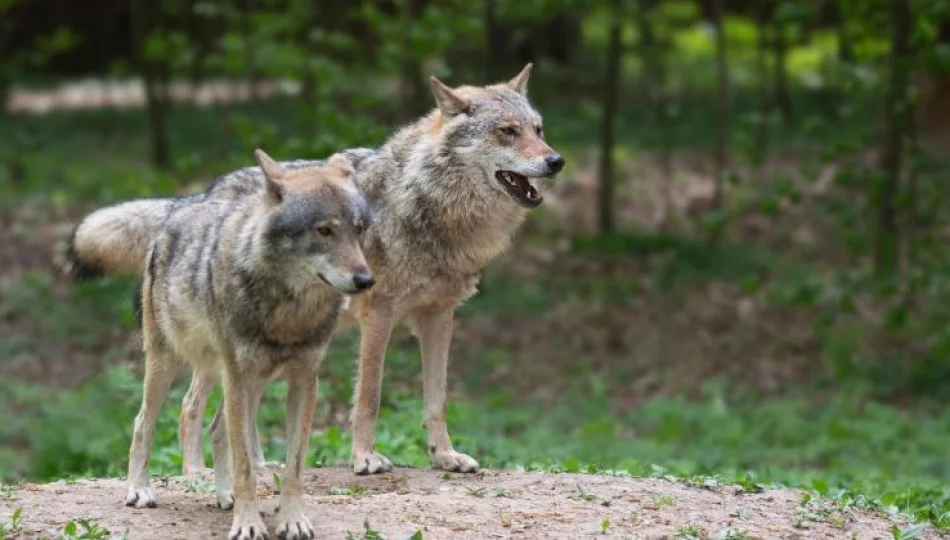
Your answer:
4;0;950;531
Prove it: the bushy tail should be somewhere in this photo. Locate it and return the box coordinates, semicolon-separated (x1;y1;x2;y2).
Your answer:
63;198;178;279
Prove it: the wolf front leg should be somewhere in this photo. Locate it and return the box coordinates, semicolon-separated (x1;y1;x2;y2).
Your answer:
275;354;323;540
180;369;216;475
222;370;268;540
126;340;179;508
350;303;396;475
411;306;479;473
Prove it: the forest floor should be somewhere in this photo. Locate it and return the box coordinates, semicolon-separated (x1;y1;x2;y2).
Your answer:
0;467;929;539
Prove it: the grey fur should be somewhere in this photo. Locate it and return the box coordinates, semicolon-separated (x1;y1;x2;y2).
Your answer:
122;151;373;540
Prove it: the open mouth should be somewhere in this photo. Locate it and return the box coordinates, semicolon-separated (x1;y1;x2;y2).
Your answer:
494;171;543;209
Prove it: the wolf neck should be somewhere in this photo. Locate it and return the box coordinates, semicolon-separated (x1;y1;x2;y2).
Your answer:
375;116;528;273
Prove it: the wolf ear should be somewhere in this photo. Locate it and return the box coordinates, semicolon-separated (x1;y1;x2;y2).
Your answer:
254;148;284;203
328;153;355;177
429;76;470;116
507;63;533;96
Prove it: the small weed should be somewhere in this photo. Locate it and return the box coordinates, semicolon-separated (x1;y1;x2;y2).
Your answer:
0;484;17;501
183;477;215;494
568;483;597;502
646;495;677;509
407;531;423;540
272;472;282;492
345;518;385;540
0;508;23;538
329;485;374;496
599;518;610;534
891;523;928;540
675;523;707;539
492;487;510;498
713;528;751;540
466;486;487;498
57;517;120;540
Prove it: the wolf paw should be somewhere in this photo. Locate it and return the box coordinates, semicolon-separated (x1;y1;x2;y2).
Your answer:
352;451;393;475
124;486;157;508
229;515;269;540
433;451;479;473
275;514;314;540
217;490;235;510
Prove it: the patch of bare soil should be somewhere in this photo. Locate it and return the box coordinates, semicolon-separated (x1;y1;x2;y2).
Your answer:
0;468;926;539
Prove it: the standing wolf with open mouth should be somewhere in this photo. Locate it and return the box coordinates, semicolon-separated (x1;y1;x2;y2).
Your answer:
63;64;564;477
123;149;374;540
341;63;564;474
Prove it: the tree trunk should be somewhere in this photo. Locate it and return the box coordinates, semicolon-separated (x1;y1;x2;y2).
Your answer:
755;0;771;164
299;0;321;140
400;0;427;120
241;0;261;108
876;0;913;277
773;18;793;126
637;0;672;230
130;0;171;170
483;0;499;83
598;0;623;234
831;0;854;63
711;0;730;213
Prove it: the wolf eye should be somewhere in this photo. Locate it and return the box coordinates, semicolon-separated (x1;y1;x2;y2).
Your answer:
316;226;333;237
500;126;518;137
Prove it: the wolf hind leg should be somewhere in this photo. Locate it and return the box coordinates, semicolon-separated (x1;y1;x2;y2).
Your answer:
180;369;216;475
126;340;181;508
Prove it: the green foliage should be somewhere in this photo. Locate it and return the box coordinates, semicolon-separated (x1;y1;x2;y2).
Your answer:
0;508;23;539
57;518;120;540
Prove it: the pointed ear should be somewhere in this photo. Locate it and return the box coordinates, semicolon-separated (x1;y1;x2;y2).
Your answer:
254;148;284;203
429;76;470;116
507;63;533;96
328;153;355;177
254;148;286;180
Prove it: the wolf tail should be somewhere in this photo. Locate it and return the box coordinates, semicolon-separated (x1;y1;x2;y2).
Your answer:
63;198;179;279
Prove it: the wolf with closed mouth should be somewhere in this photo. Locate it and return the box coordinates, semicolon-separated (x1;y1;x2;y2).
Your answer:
123;149;374;540
63;64;564;476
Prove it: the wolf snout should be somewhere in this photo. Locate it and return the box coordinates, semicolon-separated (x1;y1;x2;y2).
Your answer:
352;269;375;292
544;154;565;175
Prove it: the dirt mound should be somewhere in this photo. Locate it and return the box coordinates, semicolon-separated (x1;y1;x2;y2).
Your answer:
0;468;927;539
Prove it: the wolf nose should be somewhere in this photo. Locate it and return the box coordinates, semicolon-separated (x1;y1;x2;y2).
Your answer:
545;154;565;174
352;271;375;291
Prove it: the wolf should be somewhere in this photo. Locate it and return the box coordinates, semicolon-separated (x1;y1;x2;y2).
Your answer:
64;64;564;476
122;149;374;540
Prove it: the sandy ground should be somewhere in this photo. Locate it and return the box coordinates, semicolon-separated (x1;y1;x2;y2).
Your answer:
0;467;932;540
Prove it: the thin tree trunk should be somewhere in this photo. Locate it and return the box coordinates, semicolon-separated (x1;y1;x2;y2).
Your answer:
400;0;427;120
773;18;793;126
299;0;320;140
876;0;913;277
598;0;622;234
637;0;672;230
831;0;855;63
130;0;171;170
636;0;655;106
483;0;499;83
241;0;261;109
711;0;730;213
755;1;771;165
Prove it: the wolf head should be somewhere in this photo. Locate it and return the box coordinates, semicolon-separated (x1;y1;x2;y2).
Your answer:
428;64;565;209
254;149;374;294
